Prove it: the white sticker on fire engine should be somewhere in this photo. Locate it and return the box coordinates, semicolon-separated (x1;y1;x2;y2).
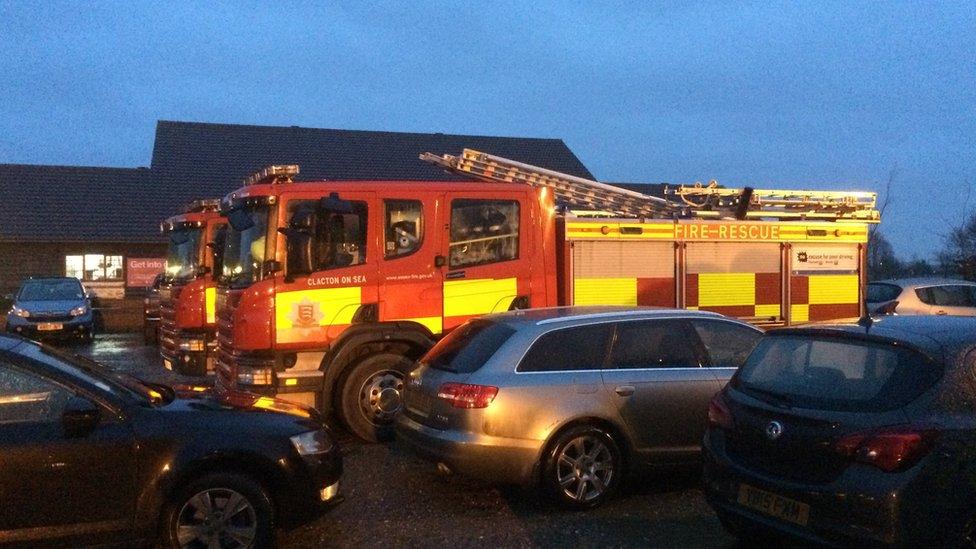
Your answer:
792;245;858;273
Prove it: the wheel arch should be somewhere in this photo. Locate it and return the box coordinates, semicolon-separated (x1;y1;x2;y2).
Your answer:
320;321;437;415
535;416;635;482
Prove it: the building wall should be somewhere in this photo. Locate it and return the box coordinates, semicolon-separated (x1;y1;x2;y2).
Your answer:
0;241;166;332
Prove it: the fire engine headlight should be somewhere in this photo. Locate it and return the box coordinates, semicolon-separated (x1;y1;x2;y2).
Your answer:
178;339;205;352
290;430;335;456
238;368;273;386
10;305;30;318
69;305;88;317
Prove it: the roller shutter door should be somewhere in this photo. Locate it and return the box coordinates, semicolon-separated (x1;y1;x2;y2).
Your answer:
571;241;675;306
685;242;782;319
788;243;861;323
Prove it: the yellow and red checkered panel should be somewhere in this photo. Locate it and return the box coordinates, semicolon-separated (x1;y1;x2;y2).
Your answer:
790;274;860;322
685;272;781;318
573;277;675;307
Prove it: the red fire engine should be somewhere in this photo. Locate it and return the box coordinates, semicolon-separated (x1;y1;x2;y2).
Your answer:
215;155;879;441
159;199;227;376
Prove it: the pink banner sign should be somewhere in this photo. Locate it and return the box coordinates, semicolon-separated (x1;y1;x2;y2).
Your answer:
126;257;166;287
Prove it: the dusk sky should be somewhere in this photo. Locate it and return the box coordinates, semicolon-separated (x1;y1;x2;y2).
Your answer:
1;1;973;259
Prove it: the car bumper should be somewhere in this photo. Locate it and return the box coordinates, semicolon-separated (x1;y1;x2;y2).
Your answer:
6;314;93;339
277;442;344;524
395;413;541;485
702;429;950;547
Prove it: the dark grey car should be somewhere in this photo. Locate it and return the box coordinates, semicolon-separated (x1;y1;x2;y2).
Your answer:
396;307;762;508
703;315;976;546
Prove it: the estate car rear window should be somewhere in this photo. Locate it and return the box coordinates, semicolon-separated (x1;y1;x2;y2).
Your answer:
735;335;942;412
424;320;516;374
518;324;613;372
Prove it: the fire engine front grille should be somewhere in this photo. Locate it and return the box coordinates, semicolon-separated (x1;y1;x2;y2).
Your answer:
158;284;183;360
215;288;243;390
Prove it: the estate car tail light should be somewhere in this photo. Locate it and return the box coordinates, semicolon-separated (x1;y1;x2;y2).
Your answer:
833;425;939;472
707;391;733;430
436;383;498;409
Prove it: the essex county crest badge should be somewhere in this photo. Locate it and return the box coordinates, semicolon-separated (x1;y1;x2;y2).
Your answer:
291;297;322;328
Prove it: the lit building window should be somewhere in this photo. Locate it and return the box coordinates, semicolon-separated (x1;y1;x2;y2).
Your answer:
65;254;124;281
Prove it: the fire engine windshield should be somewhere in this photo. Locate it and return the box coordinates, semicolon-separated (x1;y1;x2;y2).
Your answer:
222;204;270;287
165;226;203;281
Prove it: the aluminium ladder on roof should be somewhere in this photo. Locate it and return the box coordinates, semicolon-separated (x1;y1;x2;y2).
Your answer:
419;149;676;218
420;149;880;223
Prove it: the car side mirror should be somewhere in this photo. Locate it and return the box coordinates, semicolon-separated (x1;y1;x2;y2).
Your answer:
62;395;101;438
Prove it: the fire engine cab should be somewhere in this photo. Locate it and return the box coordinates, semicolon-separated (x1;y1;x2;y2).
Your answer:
159;199;226;376
215;155;879;442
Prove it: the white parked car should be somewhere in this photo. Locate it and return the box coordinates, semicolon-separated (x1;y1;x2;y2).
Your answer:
867;278;976;316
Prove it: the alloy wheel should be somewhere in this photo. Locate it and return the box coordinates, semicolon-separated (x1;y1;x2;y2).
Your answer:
555;434;615;503
176;488;257;549
359;369;405;425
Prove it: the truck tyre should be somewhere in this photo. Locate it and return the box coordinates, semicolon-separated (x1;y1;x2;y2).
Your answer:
159;472;274;549
338;352;415;442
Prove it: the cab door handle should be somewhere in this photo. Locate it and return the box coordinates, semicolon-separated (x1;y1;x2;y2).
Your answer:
936;310;948;315
614;385;635;397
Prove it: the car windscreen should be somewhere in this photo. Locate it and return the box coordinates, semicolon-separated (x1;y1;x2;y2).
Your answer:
423;319;516;374
18;279;84;301
866;283;901;303
734;335;942;412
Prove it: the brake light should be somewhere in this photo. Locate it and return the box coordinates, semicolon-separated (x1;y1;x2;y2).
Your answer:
834;425;939;472
436;383;498;409
708;391;733;430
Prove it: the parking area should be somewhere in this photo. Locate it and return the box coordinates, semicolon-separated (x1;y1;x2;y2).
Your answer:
73;334;739;548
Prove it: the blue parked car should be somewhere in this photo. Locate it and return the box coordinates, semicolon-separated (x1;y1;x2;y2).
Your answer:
5;277;94;342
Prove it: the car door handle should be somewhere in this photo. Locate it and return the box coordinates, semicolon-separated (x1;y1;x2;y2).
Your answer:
614;385;635;397
936;310;948;315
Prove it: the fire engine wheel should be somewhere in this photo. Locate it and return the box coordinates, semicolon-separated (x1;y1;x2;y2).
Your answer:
339;352;415;442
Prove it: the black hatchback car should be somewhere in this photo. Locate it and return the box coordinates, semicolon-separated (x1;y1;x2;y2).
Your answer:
703;316;976;547
0;334;341;547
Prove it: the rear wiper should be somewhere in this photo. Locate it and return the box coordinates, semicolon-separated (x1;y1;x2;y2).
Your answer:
741;385;794;408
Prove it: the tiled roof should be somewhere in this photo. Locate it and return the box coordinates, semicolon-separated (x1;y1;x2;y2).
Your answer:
1;120;595;242
0;164;154;242
149;120;595;223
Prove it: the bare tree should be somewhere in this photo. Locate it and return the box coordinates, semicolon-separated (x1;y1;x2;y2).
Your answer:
937;180;976;279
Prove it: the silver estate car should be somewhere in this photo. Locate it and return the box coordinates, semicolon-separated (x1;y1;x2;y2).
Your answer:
868;277;976;316
395;307;762;509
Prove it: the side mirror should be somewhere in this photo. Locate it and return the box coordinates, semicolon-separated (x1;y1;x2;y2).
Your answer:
263;260;283;275
62;395;100;437
227;207;255;231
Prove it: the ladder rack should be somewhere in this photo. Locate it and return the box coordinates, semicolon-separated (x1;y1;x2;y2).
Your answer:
420;149;677;218
668;182;879;222
421;149;880;223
